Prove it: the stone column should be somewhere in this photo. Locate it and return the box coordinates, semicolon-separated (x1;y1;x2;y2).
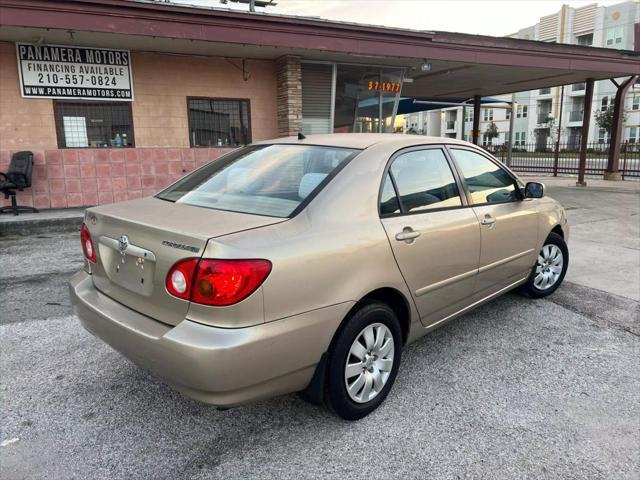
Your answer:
276;56;302;137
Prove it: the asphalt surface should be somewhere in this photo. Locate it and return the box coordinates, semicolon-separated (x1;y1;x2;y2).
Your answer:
1;230;638;480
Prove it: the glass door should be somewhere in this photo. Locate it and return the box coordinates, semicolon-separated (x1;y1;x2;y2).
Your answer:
333;65;403;133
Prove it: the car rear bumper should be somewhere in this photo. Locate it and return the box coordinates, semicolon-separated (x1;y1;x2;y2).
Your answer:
69;271;352;407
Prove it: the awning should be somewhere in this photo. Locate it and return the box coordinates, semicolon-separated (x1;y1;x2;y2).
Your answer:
396;97;508;115
355;95;507;118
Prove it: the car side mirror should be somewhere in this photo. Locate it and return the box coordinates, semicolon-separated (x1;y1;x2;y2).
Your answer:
524;182;544;199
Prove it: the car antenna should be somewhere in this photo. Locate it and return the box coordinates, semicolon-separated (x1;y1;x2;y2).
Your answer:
297;132;306;140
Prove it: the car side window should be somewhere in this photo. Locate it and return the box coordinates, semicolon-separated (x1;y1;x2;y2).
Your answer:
450;148;519;204
380;173;401;216
388;149;462;213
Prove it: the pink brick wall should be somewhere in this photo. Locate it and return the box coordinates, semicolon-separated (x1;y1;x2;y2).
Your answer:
0;43;58;150
0;147;233;209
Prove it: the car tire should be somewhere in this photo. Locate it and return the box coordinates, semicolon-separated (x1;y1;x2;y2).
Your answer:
519;232;568;298
324;301;402;421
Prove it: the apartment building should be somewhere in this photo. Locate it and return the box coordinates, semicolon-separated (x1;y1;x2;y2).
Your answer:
404;1;640;148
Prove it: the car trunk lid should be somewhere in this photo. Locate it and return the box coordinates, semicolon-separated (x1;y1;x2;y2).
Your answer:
86;197;285;326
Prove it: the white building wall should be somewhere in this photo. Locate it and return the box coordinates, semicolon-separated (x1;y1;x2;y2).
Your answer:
509;0;640;148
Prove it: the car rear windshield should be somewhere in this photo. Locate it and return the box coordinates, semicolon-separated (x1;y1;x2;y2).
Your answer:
156;144;358;218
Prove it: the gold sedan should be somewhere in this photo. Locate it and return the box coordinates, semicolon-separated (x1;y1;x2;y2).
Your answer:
69;134;569;420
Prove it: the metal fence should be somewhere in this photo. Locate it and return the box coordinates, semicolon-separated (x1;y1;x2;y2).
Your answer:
484;142;640;179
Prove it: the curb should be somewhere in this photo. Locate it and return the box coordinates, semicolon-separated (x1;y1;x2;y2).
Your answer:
0;215;83;237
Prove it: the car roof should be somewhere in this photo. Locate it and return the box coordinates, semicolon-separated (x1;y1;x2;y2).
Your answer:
255;133;475;150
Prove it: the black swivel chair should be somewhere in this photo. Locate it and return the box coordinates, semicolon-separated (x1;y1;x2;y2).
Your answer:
0;151;39;216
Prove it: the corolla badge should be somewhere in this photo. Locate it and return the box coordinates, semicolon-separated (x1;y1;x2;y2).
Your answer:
161;240;200;253
118;234;129;252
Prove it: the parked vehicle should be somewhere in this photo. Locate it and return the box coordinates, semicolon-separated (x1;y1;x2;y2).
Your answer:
69;134;569;420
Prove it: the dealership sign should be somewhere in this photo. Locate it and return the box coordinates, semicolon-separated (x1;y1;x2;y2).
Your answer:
16;43;134;101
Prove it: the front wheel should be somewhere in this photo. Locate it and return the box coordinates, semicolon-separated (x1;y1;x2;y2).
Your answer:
325;302;402;420
519;232;568;298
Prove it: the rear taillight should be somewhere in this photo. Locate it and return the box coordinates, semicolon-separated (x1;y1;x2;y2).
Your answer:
166;258;271;306
192;259;271;306
80;223;96;263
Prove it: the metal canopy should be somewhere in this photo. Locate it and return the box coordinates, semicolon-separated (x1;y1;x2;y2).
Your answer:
400;60;626;98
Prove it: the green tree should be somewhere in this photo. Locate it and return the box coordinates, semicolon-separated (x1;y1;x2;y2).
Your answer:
484;121;499;141
595;105;626;136
546;116;565;143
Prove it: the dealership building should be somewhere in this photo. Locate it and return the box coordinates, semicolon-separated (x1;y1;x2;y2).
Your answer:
0;0;639;209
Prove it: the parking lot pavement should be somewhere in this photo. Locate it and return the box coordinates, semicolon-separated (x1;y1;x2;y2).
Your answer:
524;176;640;301
1;181;639;480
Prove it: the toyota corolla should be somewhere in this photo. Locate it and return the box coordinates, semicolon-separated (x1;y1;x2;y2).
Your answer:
69;134;569;420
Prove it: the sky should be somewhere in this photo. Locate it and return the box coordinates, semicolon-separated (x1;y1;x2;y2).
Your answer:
163;0;628;36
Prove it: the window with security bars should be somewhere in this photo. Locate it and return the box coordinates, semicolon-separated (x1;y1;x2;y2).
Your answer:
54;101;134;148
187;98;251;148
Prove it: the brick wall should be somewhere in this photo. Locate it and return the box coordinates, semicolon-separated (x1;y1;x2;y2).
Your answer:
276;56;302;137
0;42;279;209
0;147;233;209
0;43;57;151
131;52;278;147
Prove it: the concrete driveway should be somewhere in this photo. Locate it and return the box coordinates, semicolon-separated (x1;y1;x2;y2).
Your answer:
1;179;638;480
526;176;640;301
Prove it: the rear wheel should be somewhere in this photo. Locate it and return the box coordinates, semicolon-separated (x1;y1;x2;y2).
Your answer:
325;302;402;420
519;232;568;298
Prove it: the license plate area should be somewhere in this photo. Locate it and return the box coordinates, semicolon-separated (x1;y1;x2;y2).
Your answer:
98;236;156;296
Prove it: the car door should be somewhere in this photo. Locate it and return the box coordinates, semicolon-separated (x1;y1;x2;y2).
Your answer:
380;146;481;327
448;147;539;295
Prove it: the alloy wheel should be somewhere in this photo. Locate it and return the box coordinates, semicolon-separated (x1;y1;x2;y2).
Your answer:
344;323;395;403
534;244;564;290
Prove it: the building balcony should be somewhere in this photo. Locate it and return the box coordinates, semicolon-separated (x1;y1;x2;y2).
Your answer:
570;83;586;95
537;112;553;124
568;110;584;123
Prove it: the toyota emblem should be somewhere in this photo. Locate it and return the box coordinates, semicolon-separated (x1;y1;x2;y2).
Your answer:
118;235;129;252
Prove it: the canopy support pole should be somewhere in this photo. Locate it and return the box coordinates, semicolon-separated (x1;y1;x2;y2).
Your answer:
605;75;638;180
472;95;481;145
577;79;594;187
506;94;515;167
461;104;467;141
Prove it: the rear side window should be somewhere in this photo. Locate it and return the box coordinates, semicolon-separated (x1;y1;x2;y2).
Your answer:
380;174;401;215
157;144;357;218
450;148;519;204
388;149;462;213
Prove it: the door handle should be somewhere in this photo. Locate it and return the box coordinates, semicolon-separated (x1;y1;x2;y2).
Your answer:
480;214;496;227
395;227;420;243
